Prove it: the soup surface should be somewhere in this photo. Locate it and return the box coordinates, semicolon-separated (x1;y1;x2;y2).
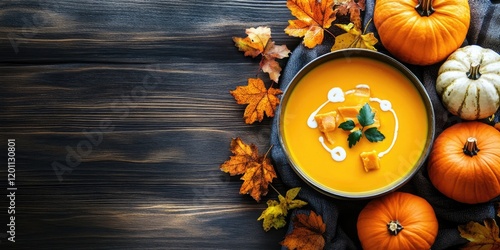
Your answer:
281;56;429;197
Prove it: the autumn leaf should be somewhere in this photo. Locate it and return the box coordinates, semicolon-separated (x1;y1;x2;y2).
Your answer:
331;22;378;52
336;0;366;29
233;26;290;82
258;199;287;231
280;187;308;211
258;187;308;231
233;26;271;57
261;41;290;83
220;138;277;202
240;155;277;202
281;210;326;250
285;0;338;48
220;137;260;175
230;78;282;124
458;218;500;249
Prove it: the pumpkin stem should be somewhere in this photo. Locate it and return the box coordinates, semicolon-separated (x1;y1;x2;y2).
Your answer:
463;137;480;157
415;0;435;16
387;220;404;236
466;63;482;80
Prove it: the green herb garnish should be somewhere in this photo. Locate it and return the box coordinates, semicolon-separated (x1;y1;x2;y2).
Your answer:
338;103;385;148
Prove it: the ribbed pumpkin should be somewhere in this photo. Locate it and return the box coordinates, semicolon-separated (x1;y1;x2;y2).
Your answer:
428;121;500;204
436;45;500;120
373;0;470;65
357;192;438;250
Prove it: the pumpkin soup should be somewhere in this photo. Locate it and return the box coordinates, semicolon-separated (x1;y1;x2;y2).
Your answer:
280;55;430;197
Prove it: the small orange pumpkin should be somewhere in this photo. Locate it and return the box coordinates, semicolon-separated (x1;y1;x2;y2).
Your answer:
428;121;500;204
357;192;438;250
373;0;470;65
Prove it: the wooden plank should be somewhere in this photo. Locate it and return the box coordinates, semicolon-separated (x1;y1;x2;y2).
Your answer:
0;0;297;63
1;0;296;248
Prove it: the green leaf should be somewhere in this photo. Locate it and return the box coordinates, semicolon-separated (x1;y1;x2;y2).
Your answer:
283;187;308;212
338;120;355;131
347;130;362;148
357;103;375;127
258;199;286;231
258;187;307;231
364;127;385;142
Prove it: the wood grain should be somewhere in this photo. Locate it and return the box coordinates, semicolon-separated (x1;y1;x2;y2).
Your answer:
0;0;298;249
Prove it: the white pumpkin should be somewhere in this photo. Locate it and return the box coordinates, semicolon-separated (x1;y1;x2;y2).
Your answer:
436;45;500;120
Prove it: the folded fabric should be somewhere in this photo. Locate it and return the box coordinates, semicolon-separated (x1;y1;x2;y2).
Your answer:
270;1;500;249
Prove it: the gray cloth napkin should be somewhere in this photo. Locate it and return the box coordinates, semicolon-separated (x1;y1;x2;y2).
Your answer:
271;1;500;249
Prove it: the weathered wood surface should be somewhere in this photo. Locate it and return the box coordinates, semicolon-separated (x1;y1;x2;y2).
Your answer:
0;1;299;249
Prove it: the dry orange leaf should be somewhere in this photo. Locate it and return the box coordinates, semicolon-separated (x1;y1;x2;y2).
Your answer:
220;137;260;175
458;218;500;249
336;0;366;29
220;137;277;202
240;156;277;202
285;0;338;48
233;26;290;82
230;78;282;124
281;211;326;250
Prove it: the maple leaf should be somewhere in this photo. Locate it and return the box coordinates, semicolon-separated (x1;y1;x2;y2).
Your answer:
281;210;326;250
233;26;271;58
220;137;260;175
336;0;366;29
258;199;287;231
230;78;282;124
280;187;308;211
331;22;378;52
261;41;290;83
458;218;500;249
258;187;308;231
233;26;290;82
240;155;277;202
220;138;277;202
285;0;338;48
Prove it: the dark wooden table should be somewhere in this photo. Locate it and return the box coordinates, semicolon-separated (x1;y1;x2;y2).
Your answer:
0;1;301;249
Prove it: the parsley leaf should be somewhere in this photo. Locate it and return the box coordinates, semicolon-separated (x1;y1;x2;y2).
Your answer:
338;120;355;131
347;130;362;148
357;103;375;127
340;103;385;148
364;127;385;142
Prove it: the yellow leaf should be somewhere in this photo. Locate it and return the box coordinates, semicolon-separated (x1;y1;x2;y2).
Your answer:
458;218;500;249
284;187;308;210
257;187;307;231
331;22;378;51
258;199;287;231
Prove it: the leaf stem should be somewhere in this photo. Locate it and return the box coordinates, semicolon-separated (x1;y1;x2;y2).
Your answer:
263;144;274;160
263;145;282;197
269;183;283;197
363;18;373;34
324;28;336;39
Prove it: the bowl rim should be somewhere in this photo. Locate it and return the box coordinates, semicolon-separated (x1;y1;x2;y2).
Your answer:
277;48;436;199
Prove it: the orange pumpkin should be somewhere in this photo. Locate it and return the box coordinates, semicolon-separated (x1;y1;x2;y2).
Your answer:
357;192;438;250
428;121;500;204
373;0;470;65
